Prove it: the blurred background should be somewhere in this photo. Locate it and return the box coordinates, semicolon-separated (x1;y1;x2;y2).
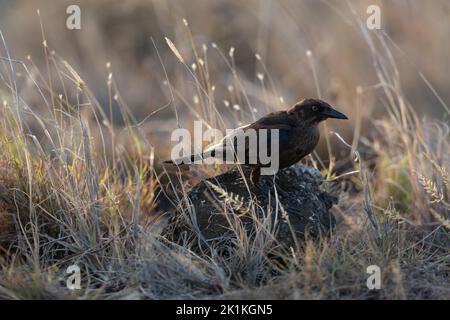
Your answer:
0;0;449;161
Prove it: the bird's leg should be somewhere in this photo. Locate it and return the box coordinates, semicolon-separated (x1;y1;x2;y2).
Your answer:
273;176;290;196
264;172;290;196
251;167;272;194
250;168;287;197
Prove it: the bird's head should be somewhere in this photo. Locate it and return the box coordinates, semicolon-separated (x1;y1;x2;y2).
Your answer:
288;98;348;124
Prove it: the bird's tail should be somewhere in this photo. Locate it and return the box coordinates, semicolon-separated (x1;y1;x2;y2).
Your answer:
162;153;204;165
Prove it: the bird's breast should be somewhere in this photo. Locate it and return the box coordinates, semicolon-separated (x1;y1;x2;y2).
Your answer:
294;125;320;148
277;125;320;169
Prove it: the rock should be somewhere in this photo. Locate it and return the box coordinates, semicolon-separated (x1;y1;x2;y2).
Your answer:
162;164;337;248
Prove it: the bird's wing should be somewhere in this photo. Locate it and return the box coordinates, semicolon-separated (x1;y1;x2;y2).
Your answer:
202;124;251;155
203;122;294;164
246;111;293;134
249;111;294;144
170;111;296;164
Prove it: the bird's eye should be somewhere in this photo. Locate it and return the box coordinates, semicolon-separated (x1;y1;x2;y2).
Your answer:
312;105;318;112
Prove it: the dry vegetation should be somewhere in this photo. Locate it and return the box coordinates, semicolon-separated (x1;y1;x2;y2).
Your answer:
0;0;448;299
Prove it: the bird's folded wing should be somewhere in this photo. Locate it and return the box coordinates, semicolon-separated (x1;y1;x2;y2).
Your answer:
203;123;293;155
203;124;250;155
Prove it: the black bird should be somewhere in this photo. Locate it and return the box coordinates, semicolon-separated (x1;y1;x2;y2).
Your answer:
165;98;348;184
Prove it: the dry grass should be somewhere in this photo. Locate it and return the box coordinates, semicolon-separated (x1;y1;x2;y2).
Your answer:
0;1;448;299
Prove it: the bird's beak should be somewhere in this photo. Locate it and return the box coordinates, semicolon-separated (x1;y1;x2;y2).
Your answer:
321;107;348;120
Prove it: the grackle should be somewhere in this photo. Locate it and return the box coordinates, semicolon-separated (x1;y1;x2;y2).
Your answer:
164;98;348;184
